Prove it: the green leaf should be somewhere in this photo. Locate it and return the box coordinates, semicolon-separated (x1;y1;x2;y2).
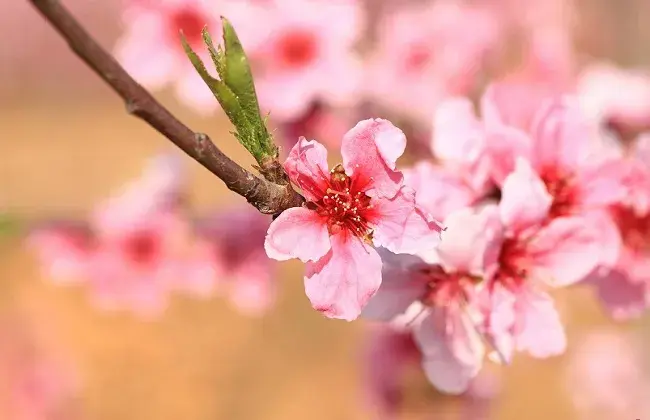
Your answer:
180;21;278;165
0;214;20;238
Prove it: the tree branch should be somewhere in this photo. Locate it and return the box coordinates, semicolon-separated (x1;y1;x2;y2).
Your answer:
27;0;304;215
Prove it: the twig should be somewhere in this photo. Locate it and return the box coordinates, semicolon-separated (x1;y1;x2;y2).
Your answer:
27;0;304;215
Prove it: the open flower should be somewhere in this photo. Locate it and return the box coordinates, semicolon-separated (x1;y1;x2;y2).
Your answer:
362;207;494;394
194;204;276;316
225;0;364;121
28;154;215;318
482;159;604;361
114;0;220;113
588;134;650;319
265;119;442;321
367;1;500;124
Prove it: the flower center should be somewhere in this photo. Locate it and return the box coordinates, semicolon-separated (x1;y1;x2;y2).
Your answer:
308;164;373;240
277;29;318;68
610;204;650;253
419;265;479;307
494;238;528;290
404;43;432;72
123;230;159;265
170;8;205;46
540;166;576;218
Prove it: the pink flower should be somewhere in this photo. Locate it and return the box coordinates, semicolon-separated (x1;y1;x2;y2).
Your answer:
114;0;220;114
482;159;605;361
367;1;500;124
564;329;650;419
28;154;216;318
588;134;650;319
265;119;443;321
362;207;494;394
577;62;650;134
361;325;501;418
430;97;499;197
224;0;364;121
0;315;79;420
194;204;276;316
484;96;627;223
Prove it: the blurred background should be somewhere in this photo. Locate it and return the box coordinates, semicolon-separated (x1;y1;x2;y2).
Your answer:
1;0;650;419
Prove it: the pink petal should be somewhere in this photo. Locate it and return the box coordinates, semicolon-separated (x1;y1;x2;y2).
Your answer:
588;270;647;320
341;119;405;198
483;125;532;186
528;216;603;286
436;207;493;274
265;207;331;263
483;284;516;364
370;186;442;255
304;231;383;321
283;137;330;202
403;161;476;221
499;158;552;235
431;97;483;163
27;226;91;283
228;261;276;317
529;97;592;172
576;159;627;208
361;251;428;323
414;309;484;394
513;286;566;358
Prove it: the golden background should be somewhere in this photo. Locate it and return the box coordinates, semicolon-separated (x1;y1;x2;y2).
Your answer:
1;1;649;419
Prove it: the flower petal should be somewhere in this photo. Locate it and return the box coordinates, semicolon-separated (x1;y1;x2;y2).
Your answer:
431;97;483;163
284;137;330;202
414;309;484;395
527;216;603;286
304;231;382;321
342;119;405;198
362;250;429;323
530;97;592;172
265;207;331;263
588;269;648;320
500;158;552;235
513;286;566;358
436;207;494;275
403;161;476;221
576;159;627;208
370;186;443;255
483;126;532;186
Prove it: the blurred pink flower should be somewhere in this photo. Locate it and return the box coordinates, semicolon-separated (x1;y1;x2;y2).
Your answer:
362;207;494;394
29;154;216;318
565;329;650;420
0;316;79;420
482;159;604;362
265;119;443;321
361;326;420;419
367;1;500;124
588;134;650;319
194;205;276;316
114;0;220;114
225;0;364;121
361;324;501;418
484;97;626;223
577;62;650;135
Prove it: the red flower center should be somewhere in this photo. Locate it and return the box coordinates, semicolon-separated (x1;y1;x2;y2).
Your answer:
308;164;374;239
494;238;528;290
611;204;650;253
404;43;432;72
170;8;205;46
420;265;479;307
540;166;577;218
123;230;159;266
277;29;318;68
